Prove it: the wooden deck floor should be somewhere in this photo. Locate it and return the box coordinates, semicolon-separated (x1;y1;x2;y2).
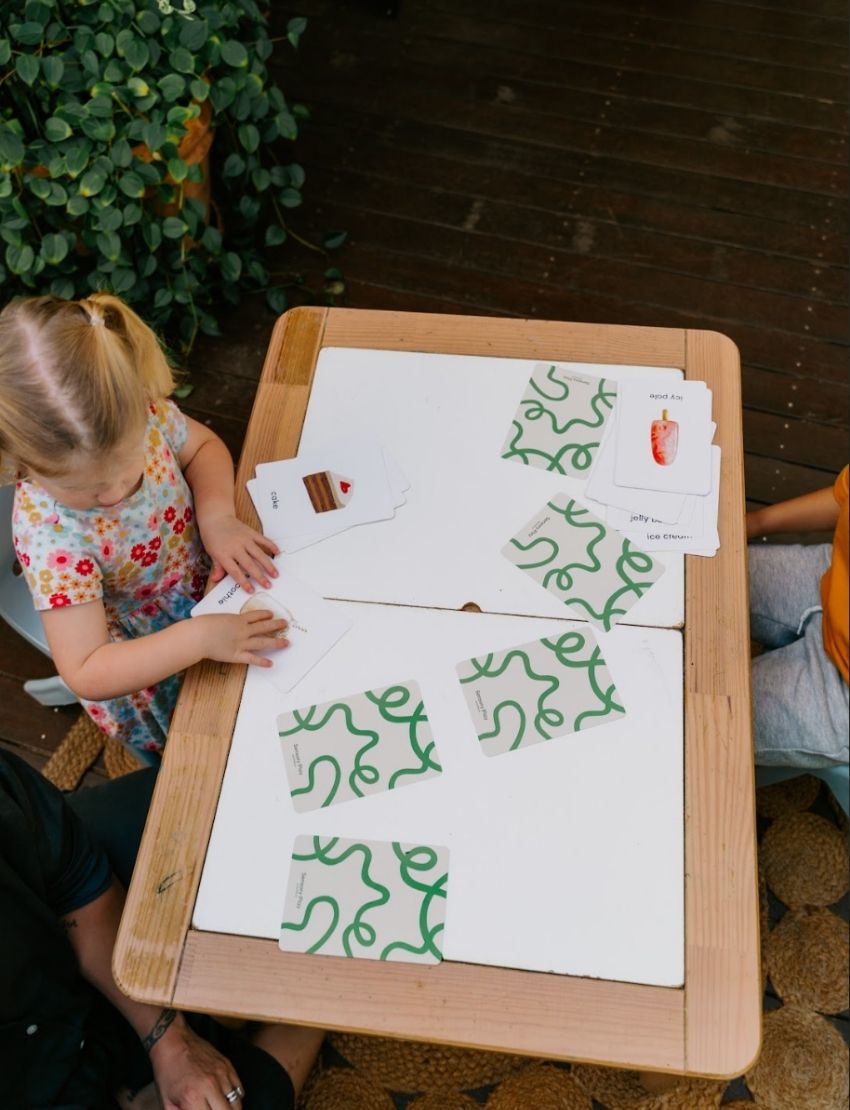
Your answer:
1;0;847;774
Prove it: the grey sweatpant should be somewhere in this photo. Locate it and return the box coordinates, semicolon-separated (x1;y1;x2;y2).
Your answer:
748;543;849;768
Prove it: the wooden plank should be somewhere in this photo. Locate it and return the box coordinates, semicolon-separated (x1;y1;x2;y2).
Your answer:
173;932;687;1072
114;308;326;1005
683;329;760;1076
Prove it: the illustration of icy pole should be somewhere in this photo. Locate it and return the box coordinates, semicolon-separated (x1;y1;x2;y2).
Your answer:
650;409;679;466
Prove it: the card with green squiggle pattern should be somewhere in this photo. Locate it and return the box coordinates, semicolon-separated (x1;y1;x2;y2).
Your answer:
501;363;617;476
278;681;442;812
280;835;448;964
458;630;626;757
502;495;665;630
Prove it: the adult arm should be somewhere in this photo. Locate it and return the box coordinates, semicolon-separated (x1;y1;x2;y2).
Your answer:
61;880;243;1109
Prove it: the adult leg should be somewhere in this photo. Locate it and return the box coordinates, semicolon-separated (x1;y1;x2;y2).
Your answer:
68;767;158;888
752;610;849;767
747;543;831;649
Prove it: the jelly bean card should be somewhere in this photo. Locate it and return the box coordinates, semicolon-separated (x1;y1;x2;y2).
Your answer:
280;835;448;964
501;495;665;630
457;630;626;757
277;680;442;812
612;380;714;495
191;561;352;694
501;363;617;477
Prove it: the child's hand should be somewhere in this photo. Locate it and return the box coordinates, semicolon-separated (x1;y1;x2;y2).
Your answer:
194;610;289;668
200;513;280;592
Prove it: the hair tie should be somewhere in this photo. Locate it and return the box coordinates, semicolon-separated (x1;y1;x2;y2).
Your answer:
89;313;105;327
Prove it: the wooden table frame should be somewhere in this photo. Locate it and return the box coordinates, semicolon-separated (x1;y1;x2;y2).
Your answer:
115;308;760;1078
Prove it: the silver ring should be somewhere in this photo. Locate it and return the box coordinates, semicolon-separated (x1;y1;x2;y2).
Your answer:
225;1088;242;1104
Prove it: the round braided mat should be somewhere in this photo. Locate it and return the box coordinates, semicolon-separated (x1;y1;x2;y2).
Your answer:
759;862;770;986
484;1064;591;1110
103;736;145;778
570;1066;724;1109
41;714;104;790
408;1093;482;1110
760;812;849;908
328;1033;530;1093
766;907;850;1014
299;1067;394;1110
745;1005;849;1110
757;773;821;819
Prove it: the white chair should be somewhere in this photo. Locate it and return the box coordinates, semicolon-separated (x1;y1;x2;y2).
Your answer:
0;485;76;706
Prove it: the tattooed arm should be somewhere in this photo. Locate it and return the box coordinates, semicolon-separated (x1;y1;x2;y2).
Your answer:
61;879;243;1106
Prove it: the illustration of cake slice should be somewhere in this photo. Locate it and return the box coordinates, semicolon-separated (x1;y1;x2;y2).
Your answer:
302;471;354;513
650;409;679;466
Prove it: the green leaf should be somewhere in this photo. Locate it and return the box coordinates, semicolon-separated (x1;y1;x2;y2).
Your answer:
128;76;151;98
66;194;89;216
142;121;167;152
154;288;173;309
122;202;142;226
222;153;245;178
97;208;123;232
162;217;188;239
79;167;106;197
265;224;287;247
136;9;160;35
169;46;195;74
141;254;157;278
87;95;114;119
124;38;150;72
198;314;221;338
238;195;260;221
279;187;302;208
12;22;45;46
266;286;287;314
220;251;242;282
201;225;222;252
41;56;64;87
80;117;116;143
189;77;210;101
0;40;11;66
46;182;68;206
41;233;69;265
65;142;91;178
166;157;188;183
103;58;125;83
287;16;307;47
220;39;248;68
323;230;348;250
96;230;121;261
110;267;135;293
0;130;25;167
159;73;185;102
172;381;195;398
179;16;208;52
50;277;75;300
288;163;305;189
27;176;51;200
251;167;271;192
111;139;132;168
210;77;236;112
44;116;72;144
6;243;35;275
238;123;259;153
15;54;40;86
94;31;114;56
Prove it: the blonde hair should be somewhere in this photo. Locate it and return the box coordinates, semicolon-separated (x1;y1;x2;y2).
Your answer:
0;293;176;478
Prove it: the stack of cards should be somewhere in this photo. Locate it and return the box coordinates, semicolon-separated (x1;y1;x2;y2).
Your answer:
584;379;721;556
248;442;410;553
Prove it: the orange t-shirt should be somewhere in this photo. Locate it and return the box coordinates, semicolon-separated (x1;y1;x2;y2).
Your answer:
821;465;849;684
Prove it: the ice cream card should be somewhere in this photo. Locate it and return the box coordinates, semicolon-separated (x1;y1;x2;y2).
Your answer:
457;630;626;757
190;561;352;694
501;363;617;476
277;680;442;812
613;380;713;494
280;835;448;964
501;495;665;630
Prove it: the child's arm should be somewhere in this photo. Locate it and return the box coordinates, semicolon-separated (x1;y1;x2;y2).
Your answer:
746;485;839;541
40;597;288;703
178;413;279;592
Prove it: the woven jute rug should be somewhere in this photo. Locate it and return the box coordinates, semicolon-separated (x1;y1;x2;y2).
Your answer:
43;718;849;1109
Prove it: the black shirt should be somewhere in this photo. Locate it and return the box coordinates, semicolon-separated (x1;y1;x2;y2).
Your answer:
0;752;111;1108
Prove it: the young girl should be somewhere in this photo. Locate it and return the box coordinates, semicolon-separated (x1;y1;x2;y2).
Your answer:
0;293;289;764
746;466;848;768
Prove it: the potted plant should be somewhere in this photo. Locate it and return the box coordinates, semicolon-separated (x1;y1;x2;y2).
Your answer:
0;0;311;355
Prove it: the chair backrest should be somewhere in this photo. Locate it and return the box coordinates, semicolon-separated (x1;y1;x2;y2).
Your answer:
0;484;52;657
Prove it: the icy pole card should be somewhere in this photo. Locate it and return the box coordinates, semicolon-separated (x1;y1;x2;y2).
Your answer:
613;380;713;494
458;630;626;757
502;495;665;630
584;414;687;524
501;363;616;476
278;680;442;812
190;563;352;694
280;835;448;963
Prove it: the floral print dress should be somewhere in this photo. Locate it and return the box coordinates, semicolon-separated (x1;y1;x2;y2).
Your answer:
12;400;209;762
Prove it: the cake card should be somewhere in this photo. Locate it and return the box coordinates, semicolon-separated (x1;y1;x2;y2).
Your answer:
502;495;665;630
613;380;713;494
501;363;616;476
190;562;351;694
457;630;626;757
280;835;448;964
278;680;442;812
